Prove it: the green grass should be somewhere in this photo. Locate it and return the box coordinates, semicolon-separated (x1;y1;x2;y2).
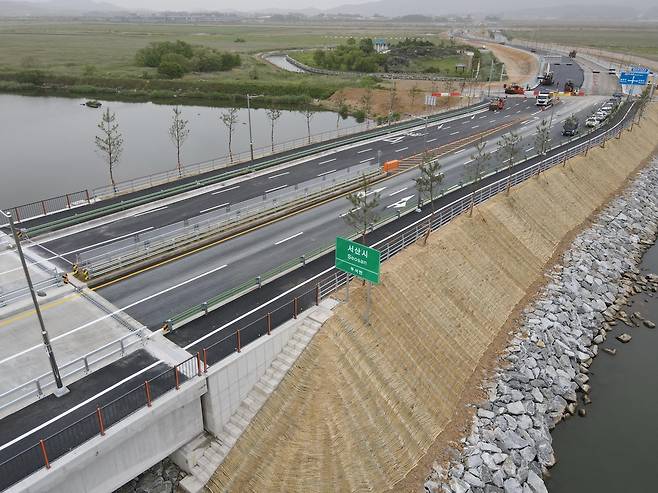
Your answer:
508;27;658;62
0;20;445;107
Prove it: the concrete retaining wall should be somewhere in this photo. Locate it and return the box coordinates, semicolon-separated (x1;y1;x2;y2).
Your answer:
201;310;313;436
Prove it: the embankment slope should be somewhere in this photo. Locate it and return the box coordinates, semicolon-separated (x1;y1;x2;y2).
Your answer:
205;104;658;493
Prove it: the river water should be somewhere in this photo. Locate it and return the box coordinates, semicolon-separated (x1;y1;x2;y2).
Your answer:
0;94;360;209
547;239;658;491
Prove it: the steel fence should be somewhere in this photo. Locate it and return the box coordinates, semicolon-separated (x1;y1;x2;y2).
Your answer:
0;353;201;491
0;190;91;227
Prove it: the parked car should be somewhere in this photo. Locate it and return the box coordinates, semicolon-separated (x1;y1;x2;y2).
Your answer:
586;116;599;128
562;117;579;136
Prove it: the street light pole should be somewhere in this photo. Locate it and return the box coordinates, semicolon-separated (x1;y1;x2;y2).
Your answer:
246;94;263;162
5;211;67;394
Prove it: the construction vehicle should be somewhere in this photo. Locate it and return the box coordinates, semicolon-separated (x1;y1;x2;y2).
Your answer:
569;50;577;58
489;97;505;111
504;83;525;95
564;79;576;93
536;91;554;107
539;71;555;85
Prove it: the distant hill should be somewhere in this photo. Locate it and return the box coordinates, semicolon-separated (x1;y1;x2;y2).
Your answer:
0;0;121;16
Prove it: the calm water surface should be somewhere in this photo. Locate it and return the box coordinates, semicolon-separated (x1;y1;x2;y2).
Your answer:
547;240;658;492
0;94;360;208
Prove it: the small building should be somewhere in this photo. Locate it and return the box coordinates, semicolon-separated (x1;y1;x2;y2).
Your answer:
374;38;389;53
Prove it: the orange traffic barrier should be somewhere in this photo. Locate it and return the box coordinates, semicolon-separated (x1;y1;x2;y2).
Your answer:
383;160;400;173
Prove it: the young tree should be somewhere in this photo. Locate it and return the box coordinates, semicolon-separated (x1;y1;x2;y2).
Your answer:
534;118;552;157
169;106;190;176
95;108;123;193
220;108;239;163
387;82;398;126
467;137;492;215
265;108;282;153
335;91;347;131
408;83;422;107
344;173;381;244
497;131;521;195
414;151;444;244
360;89;373;129
302;105;316;144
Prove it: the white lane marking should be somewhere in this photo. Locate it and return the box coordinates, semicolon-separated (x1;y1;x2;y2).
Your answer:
357;187;386;198
504;115;511;118
264;184;287;194
212;185;240;195
471;115;476;120
359;157;374;163
453;148;467;155
386;195;415;209
395;147;409;152
268;171;289;179
532;110;543;116
357;148;373;154
317;169;337;177
274;231;304;245
489;120;497;123
199;203;229;214
0;264;229;367
516;110;522;113
444;126;451;130
388;187;408;197
318;158;337;165
471;125;480;129
426;138;437;143
464;159;474;165
450;131;460;135
479;115;488;119
60;227;155;257
132;206;168;217
340;207;360;218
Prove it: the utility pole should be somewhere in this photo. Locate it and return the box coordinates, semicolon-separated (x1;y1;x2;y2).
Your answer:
4;211;67;395
246;94;263;162
487;56;495;97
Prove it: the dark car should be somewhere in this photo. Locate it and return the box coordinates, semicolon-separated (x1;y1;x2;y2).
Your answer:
562;117;579;136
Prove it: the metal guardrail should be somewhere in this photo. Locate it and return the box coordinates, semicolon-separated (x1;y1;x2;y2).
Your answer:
15;102;489;237
0;351;199;492
0;190;92;228
0;330;145;418
0;274;62;308
77;168;382;281
0;101;639;490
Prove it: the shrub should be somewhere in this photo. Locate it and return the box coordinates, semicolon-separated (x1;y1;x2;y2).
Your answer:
158;61;186;79
16;70;47;85
353;109;366;123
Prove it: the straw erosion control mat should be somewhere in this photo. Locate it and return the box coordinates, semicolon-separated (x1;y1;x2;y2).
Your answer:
206;104;658;493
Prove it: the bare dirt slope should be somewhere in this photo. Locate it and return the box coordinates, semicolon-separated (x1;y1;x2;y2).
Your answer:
205;104;658;493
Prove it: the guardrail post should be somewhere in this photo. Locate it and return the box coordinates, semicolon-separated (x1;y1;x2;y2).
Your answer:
257;276;262;288
39;439;51;469
144;380;152;407
236;330;241;353
202;302;208;315
36;379;43;396
315;284;320;305
293;298;298;319
267;312;272;335
175;367;180;390
66;194;71;209
203;349;208;373
301;255;306;266
85;190;91;204
83;357;89;373
196;352;202;377
41;200;47;216
96;407;106;436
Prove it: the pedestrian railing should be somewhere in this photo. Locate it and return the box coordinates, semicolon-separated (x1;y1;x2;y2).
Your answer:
0;190;92;228
0;330;146;419
0;101;638;491
0;274;62;308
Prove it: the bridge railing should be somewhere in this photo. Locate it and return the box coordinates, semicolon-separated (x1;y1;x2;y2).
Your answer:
0;352;201;491
0;102;638;490
0;190;92;228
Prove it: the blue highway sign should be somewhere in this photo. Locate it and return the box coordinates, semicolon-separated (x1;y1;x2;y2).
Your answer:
620;71;649;86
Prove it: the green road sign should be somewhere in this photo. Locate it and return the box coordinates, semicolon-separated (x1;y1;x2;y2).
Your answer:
335;237;381;284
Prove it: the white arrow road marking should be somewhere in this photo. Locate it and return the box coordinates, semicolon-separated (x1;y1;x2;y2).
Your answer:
356;187;386;198
386;195;415;209
340;207;360;218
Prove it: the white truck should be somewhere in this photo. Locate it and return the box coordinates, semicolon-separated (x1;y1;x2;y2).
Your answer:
535;91;554;107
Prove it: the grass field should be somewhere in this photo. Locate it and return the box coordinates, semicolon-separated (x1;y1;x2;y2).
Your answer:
0;20;449;108
508;27;658;61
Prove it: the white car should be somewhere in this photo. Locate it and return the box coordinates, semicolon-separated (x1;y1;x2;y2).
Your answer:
586;117;598;128
595;111;608;121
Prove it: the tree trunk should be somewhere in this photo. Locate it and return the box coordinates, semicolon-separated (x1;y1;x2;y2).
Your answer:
109;163;117;193
307;118;311;144
177;145;182;176
228;130;233;163
271;122;275;153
